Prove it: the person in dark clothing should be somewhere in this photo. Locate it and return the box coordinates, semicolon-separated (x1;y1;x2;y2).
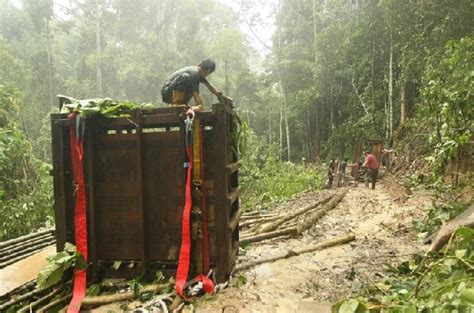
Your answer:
325;159;336;188
362;151;379;189
337;158;347;187
161;59;222;110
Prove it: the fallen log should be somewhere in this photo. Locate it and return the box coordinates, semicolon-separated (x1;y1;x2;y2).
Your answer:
0;228;54;249
239;227;298;245
296;191;346;235
0;280;36;303
236;233;355;271
254;194;334;234
0;239;56;262
80;284;164;306
17;287;62;313
239;216;281;228
0;287;50;311
241;213;278;220
0;233;54;254
36;294;70;313
240;192;346;245
426;204;474;252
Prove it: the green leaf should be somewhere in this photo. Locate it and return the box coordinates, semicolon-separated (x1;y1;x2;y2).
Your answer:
64;242;77;254
86;284;101;297
37;261;64;289
460;289;474;304
112;260;122;270
155;270;165;283
334;299;368;313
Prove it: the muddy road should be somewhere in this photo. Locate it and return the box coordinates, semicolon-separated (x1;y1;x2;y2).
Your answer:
196;179;432;313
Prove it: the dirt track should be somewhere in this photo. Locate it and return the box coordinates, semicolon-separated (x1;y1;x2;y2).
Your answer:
196;178;432;313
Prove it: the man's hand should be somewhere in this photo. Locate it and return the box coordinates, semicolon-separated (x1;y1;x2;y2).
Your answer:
192;104;204;112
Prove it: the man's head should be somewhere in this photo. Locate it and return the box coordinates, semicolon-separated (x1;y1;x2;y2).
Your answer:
198;59;216;77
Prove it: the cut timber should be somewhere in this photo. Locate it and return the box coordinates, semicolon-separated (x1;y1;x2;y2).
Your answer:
239;227;298;245
80;284;163;306
296;191;346;235
426;204;474;252
0;287;50;311
17;288;62;313
254;194;334;234
0;228;54;249
239;216;281;228
239;191;346;245
237;233;355;271
37;294;70;313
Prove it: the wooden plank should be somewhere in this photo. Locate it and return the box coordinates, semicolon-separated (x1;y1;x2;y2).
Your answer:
134;112;146;270
142;131;184;261
228;209;242;233
212;104;231;282
226;162;240;174
85;121;98;279
227;187;241;206
50;117;67;252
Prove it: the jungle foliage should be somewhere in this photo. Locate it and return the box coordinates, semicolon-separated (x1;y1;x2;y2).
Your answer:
333;227;474;313
0;85;52;240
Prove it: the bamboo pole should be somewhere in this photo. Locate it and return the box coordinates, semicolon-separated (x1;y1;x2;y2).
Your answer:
0;287;50;311
17;288;62;313
296;191;346;235
0;239;56;262
239;216;281;228
254;194;334;234
37;294;70;313
80;284;164;306
0;233;54;254
237;233;355;271
0;228;54;249
239;227;298;245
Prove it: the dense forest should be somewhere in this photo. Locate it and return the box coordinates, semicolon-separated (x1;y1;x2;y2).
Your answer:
0;0;473;312
0;0;472;236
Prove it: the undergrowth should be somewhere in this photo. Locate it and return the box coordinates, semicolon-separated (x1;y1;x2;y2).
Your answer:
239;126;324;211
333;227;474;313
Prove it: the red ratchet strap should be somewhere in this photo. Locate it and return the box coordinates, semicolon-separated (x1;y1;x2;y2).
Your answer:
67;113;88;313
175;109;214;298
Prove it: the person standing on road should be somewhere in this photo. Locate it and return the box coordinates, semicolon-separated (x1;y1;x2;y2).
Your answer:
337;158;348;187
325;159;336;189
362;151;379;189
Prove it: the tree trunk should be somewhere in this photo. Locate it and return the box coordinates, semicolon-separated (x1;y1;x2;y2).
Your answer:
388;21;393;144
237;233;355;272
313;108;320;162
254;194;333;234
311;0;321;161
277;0;284;159
46;19;54;108
400;81;408;126
96;0;102;96
284;107;291;161
279;82;284;159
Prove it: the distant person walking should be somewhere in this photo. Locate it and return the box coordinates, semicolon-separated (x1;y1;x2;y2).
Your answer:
362;151;379;189
161;59;222;110
325;159;336;189
336;158;347;187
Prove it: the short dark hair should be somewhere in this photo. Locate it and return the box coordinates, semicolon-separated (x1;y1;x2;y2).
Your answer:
199;59;216;73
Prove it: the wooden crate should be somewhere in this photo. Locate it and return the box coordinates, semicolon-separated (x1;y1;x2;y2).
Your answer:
50;102;240;283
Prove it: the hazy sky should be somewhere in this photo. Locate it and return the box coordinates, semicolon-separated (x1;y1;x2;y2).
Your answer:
10;0;276;56
218;0;276;55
